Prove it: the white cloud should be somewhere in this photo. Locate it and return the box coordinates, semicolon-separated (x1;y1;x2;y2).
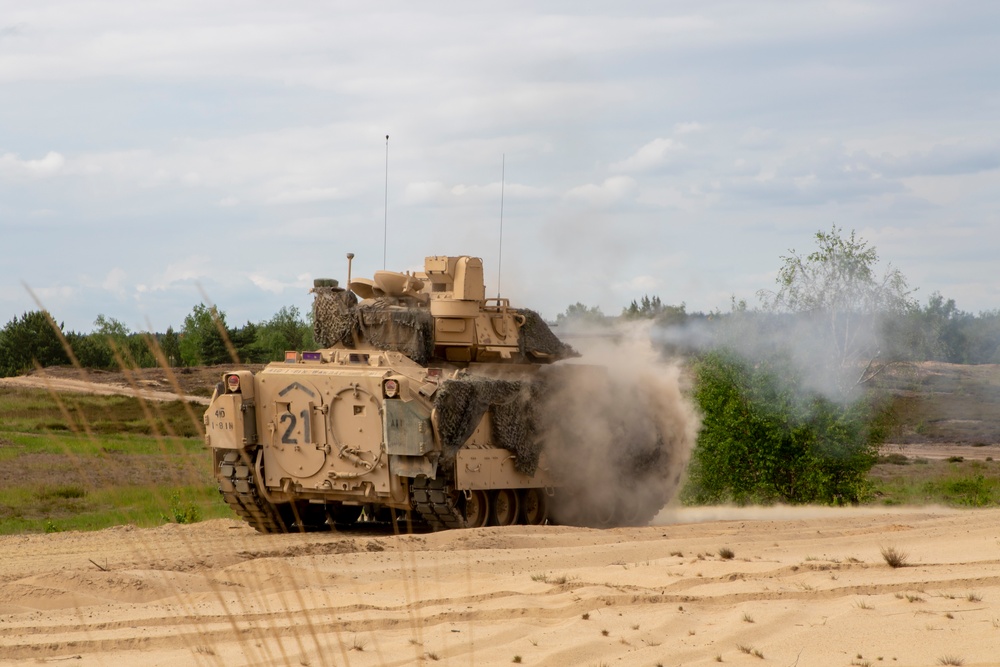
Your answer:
564;176;638;207
674;122;704;135
404;181;449;205
248;274;288;294
614;275;660;292
137;256;215;293
266;187;342;205
29;284;76;304
0;151;65;178
868;142;1000;178
403;181;551;206
610;139;678;173
101;268;128;298
0;23;27;39
248;272;314;295
739;127;777;149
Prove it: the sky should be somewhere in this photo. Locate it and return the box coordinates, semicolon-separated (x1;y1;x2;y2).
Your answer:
2;1;999;334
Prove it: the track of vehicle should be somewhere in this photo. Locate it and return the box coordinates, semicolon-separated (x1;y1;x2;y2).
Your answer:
409;476;468;530
215;450;554;533
217;450;287;533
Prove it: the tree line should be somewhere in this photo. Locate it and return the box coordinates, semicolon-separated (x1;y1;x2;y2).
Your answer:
0;304;314;377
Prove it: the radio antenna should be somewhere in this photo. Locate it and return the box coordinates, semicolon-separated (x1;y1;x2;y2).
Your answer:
497;154;505;299
383;134;389;270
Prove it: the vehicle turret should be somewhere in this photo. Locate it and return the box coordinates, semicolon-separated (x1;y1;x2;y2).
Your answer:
312;255;577;366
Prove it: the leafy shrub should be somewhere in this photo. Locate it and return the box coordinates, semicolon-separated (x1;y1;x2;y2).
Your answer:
163;492;201;524
936;475;994;507
683;351;884;505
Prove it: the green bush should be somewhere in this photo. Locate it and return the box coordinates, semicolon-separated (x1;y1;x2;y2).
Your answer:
163;492;202;524
682;350;884;505
930;475;996;507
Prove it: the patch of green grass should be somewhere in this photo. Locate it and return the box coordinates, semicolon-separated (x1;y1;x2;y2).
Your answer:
1;429;204;458
0;484;229;534
936;475;996;506
0;388;202;438
0;390;228;534
870;458;1000;507
37;484;87;500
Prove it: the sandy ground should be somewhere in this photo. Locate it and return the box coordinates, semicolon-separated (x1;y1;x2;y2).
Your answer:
1;508;998;667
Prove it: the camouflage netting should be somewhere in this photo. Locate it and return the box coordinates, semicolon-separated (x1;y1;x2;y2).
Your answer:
313;287;358;348
313;291;435;364
355;299;435;366
518;309;579;361
490;380;545;474
433;375;546;475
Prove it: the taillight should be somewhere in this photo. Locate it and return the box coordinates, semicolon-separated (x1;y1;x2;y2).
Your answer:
383;379;399;398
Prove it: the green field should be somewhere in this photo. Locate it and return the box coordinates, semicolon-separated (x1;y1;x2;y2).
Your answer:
0;387;231;534
871;454;1000;507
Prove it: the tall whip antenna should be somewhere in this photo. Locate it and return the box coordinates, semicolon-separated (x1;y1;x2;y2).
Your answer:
383;134;389;269
497;154;505;299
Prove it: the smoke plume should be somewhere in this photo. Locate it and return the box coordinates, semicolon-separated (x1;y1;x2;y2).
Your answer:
540;321;700;525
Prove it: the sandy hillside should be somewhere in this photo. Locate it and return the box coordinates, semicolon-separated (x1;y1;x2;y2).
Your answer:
1;507;998;667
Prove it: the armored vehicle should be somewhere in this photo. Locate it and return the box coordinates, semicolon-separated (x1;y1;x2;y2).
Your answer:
204;254;678;532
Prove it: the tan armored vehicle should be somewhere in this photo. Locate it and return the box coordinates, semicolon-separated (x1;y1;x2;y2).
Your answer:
204;254;677;532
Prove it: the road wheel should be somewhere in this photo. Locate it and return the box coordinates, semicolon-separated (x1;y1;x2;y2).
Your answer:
490;489;520;526
519;488;548;525
463;490;490;528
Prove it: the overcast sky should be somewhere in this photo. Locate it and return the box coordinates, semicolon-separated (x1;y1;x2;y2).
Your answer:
2;1;998;333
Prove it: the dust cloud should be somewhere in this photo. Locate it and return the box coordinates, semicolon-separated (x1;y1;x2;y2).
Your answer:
650;310;885;404
541;320;700;525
